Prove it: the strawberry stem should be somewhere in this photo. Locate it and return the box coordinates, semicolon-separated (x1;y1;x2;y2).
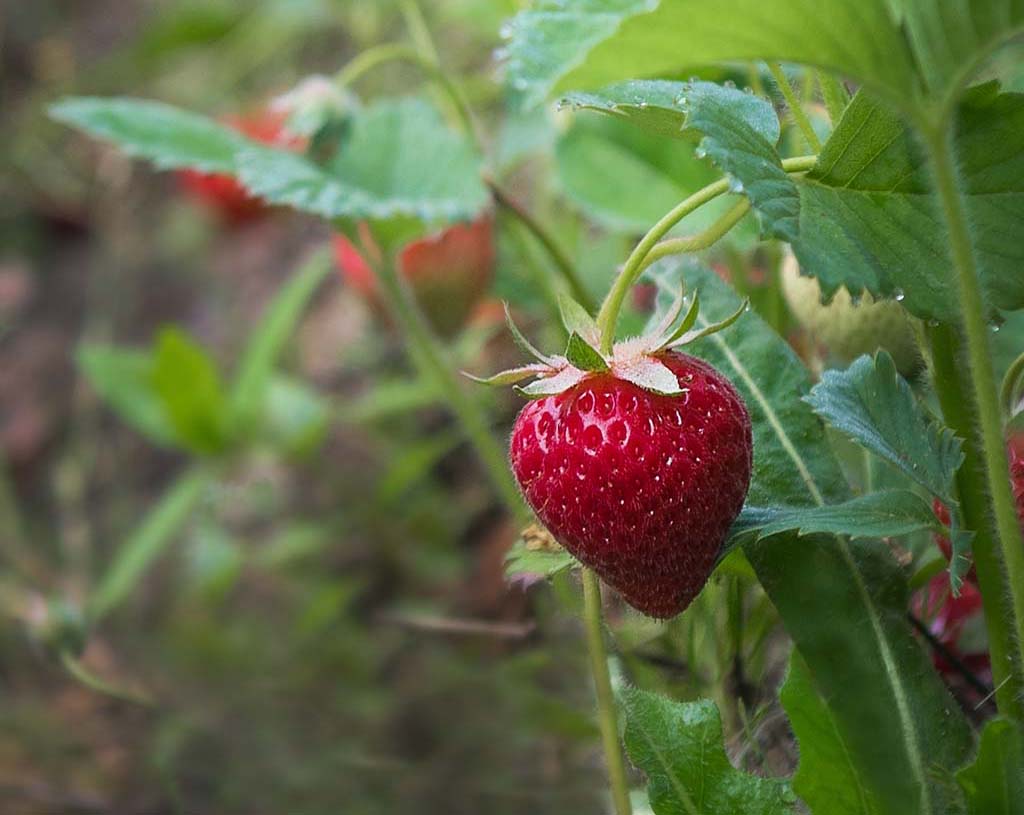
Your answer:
595;155;816;355
923;119;1024;720
581;568;633;815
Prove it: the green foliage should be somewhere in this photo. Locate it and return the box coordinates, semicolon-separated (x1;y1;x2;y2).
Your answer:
504;539;575;580
780;652;881;815
621;687;795;814
238;97;489;223
153;327;230;455
792;85;1024;322
956;719;1024;815
659;260;974;815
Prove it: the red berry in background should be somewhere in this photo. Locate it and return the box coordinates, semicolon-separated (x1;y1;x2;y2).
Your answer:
178;110;303;225
913;574;990;678
509;352;752;618
334;217;495;339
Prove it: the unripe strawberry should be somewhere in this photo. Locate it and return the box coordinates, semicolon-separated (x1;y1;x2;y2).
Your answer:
510;352;752;618
178;109;303;224
334;217;495;339
781;252;920;374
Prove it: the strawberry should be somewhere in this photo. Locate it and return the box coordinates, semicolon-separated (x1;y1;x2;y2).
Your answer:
474;287;752;618
913;573;990;679
334;217;495;339
781;252;921;374
178;109;303;224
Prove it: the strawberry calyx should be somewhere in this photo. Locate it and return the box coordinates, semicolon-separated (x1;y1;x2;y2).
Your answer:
467;287;747;398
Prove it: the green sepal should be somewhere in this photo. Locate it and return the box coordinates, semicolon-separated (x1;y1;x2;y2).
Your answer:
565;332;609;372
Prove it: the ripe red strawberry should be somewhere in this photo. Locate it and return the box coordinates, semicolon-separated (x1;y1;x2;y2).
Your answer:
178;109;303;224
334;217;494;339
913;573;990;679
509;351;752;618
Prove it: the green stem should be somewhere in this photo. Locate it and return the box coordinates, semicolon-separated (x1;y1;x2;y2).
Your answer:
923;122;1024;718
927;324;1023;719
768;63;822;153
582;568;632;815
596;156;816;353
88;466;211;623
364;244;525;519
61;650;154;706
486;178;594;312
635;199;751;276
817;71;850;127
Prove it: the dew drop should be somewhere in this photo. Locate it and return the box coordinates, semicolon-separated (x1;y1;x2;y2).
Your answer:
894;288;906;302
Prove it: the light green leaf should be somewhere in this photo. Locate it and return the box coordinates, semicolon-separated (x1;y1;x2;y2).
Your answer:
260;376;330;458
956;718;1024;815
648;259;974;815
792;86;1024;322
152;328;229;455
77;345;177;447
51;96;248;174
230;248;331;432
565;332;608;372
504;538;575;580
730;490;942;546
237;97;488;223
781;651;881;815
558;293;600;342
560;78;780;142
805;352;963;504
622;687;795;814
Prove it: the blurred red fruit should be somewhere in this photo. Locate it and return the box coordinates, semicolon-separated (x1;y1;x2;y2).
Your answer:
913;574;990;678
178;110;303;225
333;218;494;338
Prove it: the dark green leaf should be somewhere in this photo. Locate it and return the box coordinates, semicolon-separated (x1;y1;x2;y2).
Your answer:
230;248;331;431
621;687;795;814
237;97;488;223
564;332;608;372
51;96;249;174
805;352;963;504
77;345;177;447
648;259;974;815
152;328;229;455
956;718;1024;815
792;87;1024;322
729;490;941;546
780;651;882;815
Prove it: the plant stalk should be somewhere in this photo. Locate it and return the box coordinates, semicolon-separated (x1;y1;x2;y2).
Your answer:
582;568;632;815
636;199;751;275
768;63;822;153
596;155;816;353
487;178;594;311
816;71;850;127
364;246;525;519
923;120;1024;718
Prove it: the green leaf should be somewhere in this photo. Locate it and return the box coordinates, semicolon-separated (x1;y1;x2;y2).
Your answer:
555;112;721;233
681;81;796;240
564;332;608;372
152;328;229;455
560;78;780;143
621;687;795;814
50;96;250;174
648;259;974;815
230;248;331;432
730;490;942;545
956;718;1024;815
237;97;488;223
805;352;963;504
780;651;882;815
77;345;177;447
792;86;1024;322
557;293;600;341
504;538;575;580
260;376;330;458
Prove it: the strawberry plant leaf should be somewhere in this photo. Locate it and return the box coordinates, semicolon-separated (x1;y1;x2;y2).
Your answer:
557;293;600;343
515;366;588;398
504;538;575;580
780;651;882;815
729;490;942;546
613;356;683;395
230;248;331;434
260;376;330;458
564;332;608;372
504;303;556;365
648;258;974;815
50;96;248;174
621;688;796;814
805;353;963;505
560;78;780;143
464;364;552;387
237;97;488;223
152;328;230;456
956;718;1024;815
76;345;178;448
791;86;1024;322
